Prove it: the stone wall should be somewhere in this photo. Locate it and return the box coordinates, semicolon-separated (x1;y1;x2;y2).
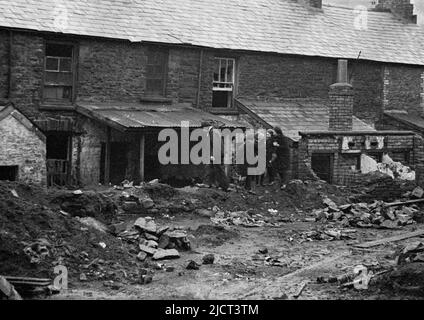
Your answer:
0;112;46;185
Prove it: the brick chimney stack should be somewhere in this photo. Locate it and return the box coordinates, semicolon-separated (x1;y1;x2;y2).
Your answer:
328;60;353;132
375;0;417;23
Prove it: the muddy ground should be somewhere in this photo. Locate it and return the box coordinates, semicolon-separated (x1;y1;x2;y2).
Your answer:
1;180;423;300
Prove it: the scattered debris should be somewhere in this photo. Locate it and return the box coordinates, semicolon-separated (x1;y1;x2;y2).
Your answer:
77;217;110;234
316;197;421;229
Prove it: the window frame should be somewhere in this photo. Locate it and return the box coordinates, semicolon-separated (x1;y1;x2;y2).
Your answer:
145;46;169;97
42;40;77;105
212;57;237;109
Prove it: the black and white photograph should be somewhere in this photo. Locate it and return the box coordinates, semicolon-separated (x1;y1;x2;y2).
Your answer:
1;0;424;309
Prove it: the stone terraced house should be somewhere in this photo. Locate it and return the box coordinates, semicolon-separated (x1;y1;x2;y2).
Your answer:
1;0;424;186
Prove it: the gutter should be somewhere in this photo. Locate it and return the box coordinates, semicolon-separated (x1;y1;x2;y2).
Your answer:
196;49;204;109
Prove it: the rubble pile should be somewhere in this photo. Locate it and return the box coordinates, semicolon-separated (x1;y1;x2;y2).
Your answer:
116;217;191;262
210;208;284;228
313;196;422;229
348;172;415;202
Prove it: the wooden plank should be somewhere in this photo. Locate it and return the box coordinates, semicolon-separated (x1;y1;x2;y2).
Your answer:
353;229;424;249
139;134;145;182
385;199;424;207
104;127;111;184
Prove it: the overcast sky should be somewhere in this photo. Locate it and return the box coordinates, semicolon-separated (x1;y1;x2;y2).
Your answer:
324;0;424;25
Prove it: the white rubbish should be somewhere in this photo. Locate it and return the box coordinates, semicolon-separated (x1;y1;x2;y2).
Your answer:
360;154;378;174
99;242;107;249
10;189;19;198
361;153;415;181
73;190;83;195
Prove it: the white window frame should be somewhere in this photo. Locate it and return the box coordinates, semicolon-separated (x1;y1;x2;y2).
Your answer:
213;57;236;92
45;56;72;73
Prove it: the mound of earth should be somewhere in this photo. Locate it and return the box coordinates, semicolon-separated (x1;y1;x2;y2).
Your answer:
0;182;133;281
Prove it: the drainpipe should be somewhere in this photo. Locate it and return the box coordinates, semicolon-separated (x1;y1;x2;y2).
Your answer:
196;49;204;109
8;30;12;99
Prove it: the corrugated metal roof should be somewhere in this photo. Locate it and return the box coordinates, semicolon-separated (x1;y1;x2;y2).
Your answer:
1;0;424;65
76;102;244;131
238;98;375;141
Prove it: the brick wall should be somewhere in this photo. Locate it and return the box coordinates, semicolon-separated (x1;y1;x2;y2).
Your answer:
383;64;424;115
329;83;353;131
237;53;337;100
0;113;46;185
351;61;383;125
0;30;9;100
297;133;416;185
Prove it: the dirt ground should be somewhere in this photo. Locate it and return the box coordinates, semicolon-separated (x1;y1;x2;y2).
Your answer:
1;180;424;300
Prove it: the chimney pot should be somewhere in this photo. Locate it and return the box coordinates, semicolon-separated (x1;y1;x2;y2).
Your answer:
337;59;349;84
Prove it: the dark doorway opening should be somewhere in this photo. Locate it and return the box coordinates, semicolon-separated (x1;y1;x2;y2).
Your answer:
46;132;72;186
100;142;128;185
0;166;18;181
311;153;333;183
144;133;161;182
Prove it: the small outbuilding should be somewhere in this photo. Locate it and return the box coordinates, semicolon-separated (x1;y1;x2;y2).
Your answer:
0;103;46;185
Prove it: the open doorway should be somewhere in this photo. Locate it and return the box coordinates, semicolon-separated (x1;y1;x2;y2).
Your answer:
311;153;334;183
46;132;72;186
0;166;18;181
100;142;129;185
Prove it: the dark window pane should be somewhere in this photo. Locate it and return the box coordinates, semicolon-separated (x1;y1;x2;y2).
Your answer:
212;91;232;108
59;58;72;72
46;57;59;71
46;43;73;57
145;47;168;95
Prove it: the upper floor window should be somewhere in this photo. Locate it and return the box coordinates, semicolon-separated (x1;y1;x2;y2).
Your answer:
145;47;168;97
43;43;75;103
212;57;235;108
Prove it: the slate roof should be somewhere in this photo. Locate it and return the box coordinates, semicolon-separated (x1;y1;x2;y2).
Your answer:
0;103;46;142
237;98;375;141
1;0;424;65
384;111;424;132
76;102;245;131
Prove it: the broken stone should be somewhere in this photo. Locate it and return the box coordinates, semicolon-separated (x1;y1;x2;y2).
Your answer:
137;252;147;262
144;233;159;241
152;249;180;260
141;198;155;209
79;273;88;282
412;186;424;199
158;234;171;249
10;189;19;198
140;275;153;285
258;248;268;255
139;245;158;256
144;240;158;248
122;201;139;212
134;217;157;234
196;208;215;217
322;197;338;211
202;254;215;265
166;266;175;272
380;220;400;230
186;260;201;270
77;217;109;234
